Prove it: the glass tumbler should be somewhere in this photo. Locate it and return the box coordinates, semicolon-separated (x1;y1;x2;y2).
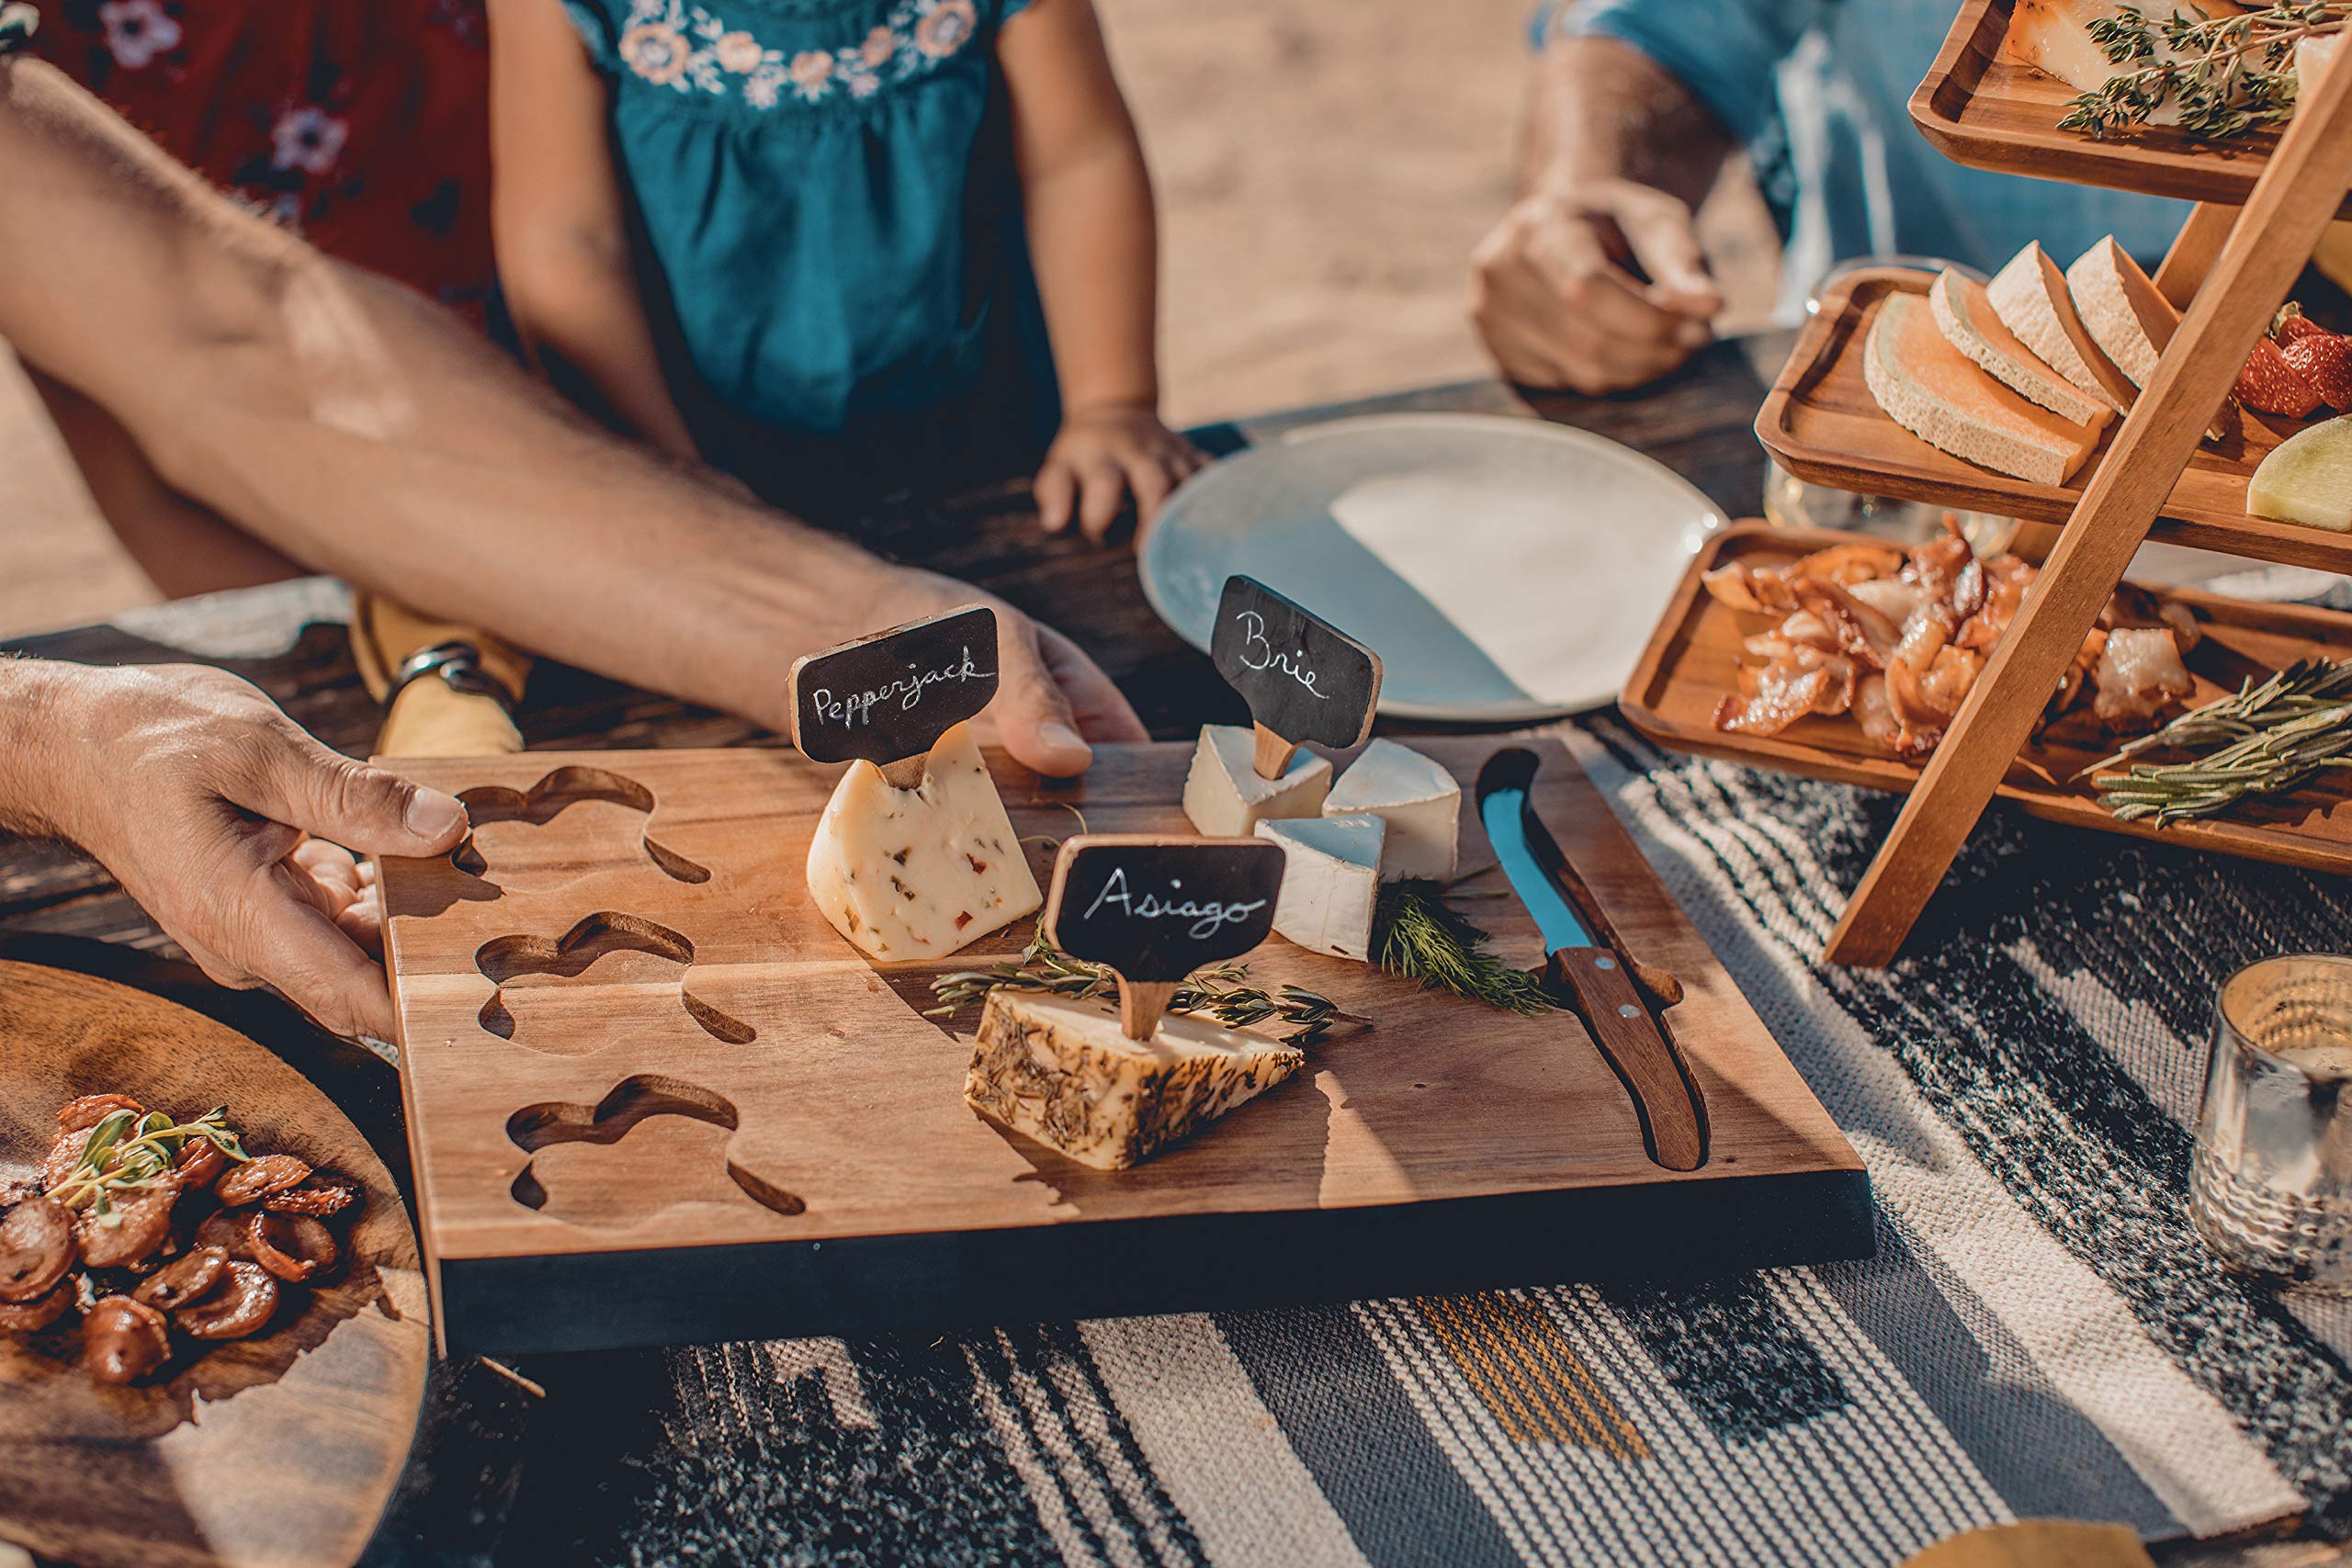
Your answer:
2191;954;2352;1289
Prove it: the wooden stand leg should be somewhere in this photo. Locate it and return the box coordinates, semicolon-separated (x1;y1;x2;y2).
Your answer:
2153;202;2239;310
1824;65;2352;967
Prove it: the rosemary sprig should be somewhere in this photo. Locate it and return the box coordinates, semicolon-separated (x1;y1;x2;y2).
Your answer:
2056;3;2346;141
2077;657;2352;779
50;1107;248;1222
1374;880;1560;1017
2085;659;2352;824
927;927;1356;1045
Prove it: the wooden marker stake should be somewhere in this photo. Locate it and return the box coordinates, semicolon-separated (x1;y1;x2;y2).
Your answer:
1046;835;1287;1041
786;605;1000;788
1210;575;1381;781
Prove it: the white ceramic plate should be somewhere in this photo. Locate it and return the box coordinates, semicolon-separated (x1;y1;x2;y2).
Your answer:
1140;413;1726;722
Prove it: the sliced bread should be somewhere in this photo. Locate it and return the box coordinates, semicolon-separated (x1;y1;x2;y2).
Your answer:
1865;291;2101;487
1929;267;2113;428
1986;243;2135;414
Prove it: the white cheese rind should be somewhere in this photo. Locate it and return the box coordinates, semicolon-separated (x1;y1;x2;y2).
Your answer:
1324;739;1460;881
805;721;1041;962
1182;724;1332;836
965;991;1306;1169
1256;814;1384;962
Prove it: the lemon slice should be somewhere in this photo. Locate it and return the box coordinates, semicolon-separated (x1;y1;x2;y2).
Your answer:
2249;416;2352;532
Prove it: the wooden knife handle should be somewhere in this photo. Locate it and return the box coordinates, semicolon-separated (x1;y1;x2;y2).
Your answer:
1550;946;1706;1172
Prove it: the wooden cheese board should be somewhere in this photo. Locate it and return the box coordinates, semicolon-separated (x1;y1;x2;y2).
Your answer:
374;739;1870;1356
1622;523;2352;871
1909;0;2352;216
1756;267;2352;573
0;962;428;1568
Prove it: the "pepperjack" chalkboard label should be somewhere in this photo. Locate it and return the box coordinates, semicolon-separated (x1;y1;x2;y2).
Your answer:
1209;576;1381;755
787;604;1000;772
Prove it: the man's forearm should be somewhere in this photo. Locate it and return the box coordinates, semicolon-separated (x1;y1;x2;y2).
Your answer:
0;660;83;840
1518;36;1731;209
0;59;907;735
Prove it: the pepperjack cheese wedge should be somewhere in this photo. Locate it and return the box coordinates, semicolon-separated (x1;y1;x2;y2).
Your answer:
1323;738;1460;881
1929;268;2113;428
1864;293;2101;486
805;721;1041;962
1182;723;1332;837
1255;814;1385;962
966;991;1306;1169
1985;243;2135;414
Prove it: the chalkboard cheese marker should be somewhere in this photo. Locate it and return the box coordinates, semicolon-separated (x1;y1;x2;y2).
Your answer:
962;833;1300;1169
787;604;1000;790
1209;576;1381;782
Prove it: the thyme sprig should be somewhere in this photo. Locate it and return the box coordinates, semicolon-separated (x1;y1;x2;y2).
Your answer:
49;1107;248;1224
2056;3;2346;141
1375;879;1561;1017
2084;659;2352;824
927;928;1357;1045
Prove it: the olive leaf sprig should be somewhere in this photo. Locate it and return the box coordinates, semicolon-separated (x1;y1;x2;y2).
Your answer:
927;928;1357;1045
49;1107;248;1224
2056;3;2347;141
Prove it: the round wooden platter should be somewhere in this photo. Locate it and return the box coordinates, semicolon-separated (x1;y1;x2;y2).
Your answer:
0;961;430;1568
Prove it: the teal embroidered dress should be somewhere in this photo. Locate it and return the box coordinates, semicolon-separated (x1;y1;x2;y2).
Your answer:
564;0;1053;460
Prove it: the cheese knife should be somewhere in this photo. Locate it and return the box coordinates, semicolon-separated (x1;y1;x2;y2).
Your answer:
1475;749;1707;1172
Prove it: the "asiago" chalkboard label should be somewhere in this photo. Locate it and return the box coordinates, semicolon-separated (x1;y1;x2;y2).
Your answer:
1210;576;1381;755
787;604;1000;772
1046;835;1284;985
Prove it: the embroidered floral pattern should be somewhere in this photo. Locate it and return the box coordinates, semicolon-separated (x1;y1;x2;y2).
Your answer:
611;0;981;109
97;0;182;70
269;105;350;175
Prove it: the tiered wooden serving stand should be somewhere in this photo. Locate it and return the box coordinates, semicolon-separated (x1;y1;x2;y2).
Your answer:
1753;0;2352;965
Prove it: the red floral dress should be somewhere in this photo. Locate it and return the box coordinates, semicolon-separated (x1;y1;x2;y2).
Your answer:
33;0;497;322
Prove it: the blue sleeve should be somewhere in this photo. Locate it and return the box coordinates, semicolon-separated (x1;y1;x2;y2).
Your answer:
560;0;619;73
1531;0;1827;145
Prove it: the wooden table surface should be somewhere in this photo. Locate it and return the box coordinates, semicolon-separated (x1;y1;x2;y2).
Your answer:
2;337;2333;1566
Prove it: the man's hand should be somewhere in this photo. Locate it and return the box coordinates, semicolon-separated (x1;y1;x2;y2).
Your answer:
5;662;469;1041
876;571;1151;777
1471;180;1725;395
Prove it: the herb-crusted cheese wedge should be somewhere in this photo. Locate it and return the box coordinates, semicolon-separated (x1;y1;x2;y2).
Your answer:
806;721;1040;962
966;991;1305;1169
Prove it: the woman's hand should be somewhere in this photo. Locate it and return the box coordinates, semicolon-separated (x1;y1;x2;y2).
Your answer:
1;661;469;1041
1033;402;1207;542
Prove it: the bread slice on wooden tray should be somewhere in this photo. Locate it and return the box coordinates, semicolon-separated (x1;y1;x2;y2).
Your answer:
1929;267;2113;428
1865;291;2101;485
1986;242;2136;414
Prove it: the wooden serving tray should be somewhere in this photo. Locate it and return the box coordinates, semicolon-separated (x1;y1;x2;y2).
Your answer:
1756;267;2352;573
375;739;1868;1355
1622;522;2352;868
1910;0;2351;216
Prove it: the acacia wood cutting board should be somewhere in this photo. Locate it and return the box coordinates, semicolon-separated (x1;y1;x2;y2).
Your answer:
374;739;1869;1355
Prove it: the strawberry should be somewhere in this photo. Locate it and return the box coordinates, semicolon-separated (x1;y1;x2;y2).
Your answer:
2237;335;2324;418
2281;329;2352;412
2277;304;2327;346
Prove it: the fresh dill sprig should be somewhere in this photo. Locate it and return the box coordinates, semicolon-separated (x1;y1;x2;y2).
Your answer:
2056;3;2345;141
927;927;1356;1045
2083;658;2352;824
1374;879;1560;1017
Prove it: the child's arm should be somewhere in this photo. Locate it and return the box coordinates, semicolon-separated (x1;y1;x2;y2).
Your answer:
487;0;702;460
1000;0;1203;541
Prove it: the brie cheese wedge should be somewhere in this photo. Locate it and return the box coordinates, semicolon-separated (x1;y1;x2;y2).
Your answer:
1324;739;1460;881
805;721;1041;962
1255;813;1385;962
1182;724;1332;837
966;991;1306;1169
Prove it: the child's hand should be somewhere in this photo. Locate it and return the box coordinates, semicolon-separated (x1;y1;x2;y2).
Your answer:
1033;403;1207;542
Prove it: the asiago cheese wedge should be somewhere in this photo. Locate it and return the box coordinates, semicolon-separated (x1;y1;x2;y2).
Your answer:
805;720;1041;962
1929;268;2112;428
1865;292;2101;486
1986;243;2135;414
966;991;1305;1169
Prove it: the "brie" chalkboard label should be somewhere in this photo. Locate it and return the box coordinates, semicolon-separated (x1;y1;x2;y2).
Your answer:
1209;576;1381;750
787;604;1000;767
1046;836;1285;983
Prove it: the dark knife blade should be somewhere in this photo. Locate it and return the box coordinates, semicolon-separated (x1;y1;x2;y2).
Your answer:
1475;749;1706;1171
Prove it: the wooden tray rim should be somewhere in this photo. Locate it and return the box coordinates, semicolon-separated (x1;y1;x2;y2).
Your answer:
1619;520;2352;869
